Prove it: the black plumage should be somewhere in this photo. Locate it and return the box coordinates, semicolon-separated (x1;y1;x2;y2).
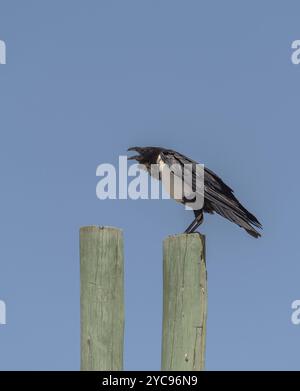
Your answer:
128;146;262;238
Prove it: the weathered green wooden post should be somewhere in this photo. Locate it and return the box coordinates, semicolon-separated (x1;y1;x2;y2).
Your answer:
80;226;124;370
161;233;207;371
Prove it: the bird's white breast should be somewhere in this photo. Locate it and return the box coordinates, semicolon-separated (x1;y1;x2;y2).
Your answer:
157;154;184;203
156;154;165;173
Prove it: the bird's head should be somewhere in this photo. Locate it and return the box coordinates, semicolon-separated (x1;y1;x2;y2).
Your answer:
127;146;162;165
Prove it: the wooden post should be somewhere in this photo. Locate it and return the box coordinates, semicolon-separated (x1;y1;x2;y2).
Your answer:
80;226;124;371
161;233;207;371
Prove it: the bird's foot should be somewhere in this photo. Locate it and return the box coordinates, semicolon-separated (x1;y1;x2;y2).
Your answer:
183;230;203;236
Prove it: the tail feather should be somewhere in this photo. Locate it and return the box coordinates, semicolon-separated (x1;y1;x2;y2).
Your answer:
212;203;262;238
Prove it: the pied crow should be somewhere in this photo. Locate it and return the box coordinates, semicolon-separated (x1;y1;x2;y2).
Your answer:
128;146;262;238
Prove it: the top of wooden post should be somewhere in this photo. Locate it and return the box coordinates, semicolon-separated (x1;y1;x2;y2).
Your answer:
80;226;123;234
164;232;205;246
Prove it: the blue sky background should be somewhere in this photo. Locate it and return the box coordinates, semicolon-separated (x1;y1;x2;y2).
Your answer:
0;0;300;370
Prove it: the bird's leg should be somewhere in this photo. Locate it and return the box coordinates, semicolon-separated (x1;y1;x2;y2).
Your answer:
184;218;198;234
190;213;204;233
184;211;204;234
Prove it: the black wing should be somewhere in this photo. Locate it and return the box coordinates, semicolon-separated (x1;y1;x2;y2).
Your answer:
160;149;262;238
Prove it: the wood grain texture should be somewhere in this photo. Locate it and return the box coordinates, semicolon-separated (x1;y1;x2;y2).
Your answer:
80;226;124;370
161;233;207;371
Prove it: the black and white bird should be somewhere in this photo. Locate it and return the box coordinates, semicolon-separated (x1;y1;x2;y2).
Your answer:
128;146;262;238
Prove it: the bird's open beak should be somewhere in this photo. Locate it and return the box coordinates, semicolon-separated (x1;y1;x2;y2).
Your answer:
127;147;141;161
128;155;140;161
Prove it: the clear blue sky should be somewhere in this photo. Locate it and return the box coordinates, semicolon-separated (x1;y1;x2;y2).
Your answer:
0;0;300;370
